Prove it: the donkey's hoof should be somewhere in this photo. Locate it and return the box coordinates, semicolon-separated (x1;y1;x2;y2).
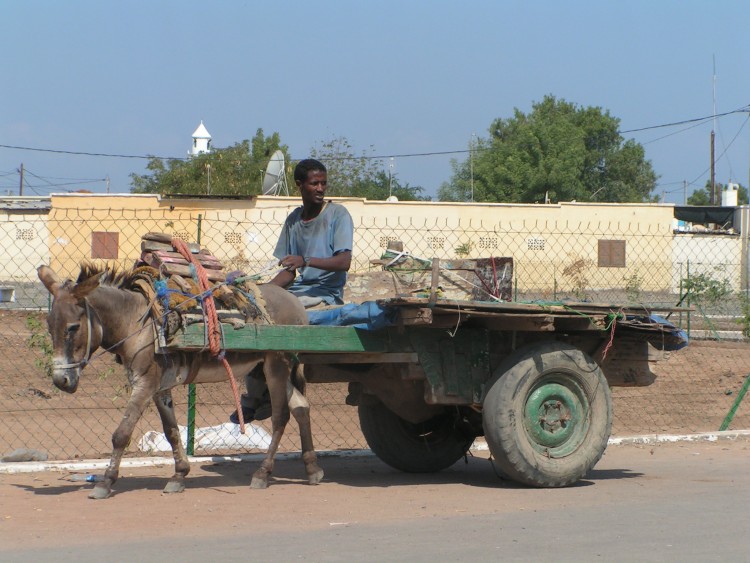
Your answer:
88;484;112;500
163;479;186;494
307;468;324;485
250;476;269;489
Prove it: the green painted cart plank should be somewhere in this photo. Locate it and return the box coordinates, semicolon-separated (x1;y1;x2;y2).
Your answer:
169;323;391;353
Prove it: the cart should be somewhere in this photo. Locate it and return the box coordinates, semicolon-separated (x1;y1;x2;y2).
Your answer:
165;294;687;488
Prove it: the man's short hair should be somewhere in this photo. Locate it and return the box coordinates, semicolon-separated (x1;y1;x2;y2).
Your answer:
294;158;327;184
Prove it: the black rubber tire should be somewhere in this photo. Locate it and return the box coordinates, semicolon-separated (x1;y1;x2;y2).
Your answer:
358;400;474;473
482;341;612;487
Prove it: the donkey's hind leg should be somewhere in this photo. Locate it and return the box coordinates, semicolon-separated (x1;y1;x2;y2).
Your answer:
289;381;324;485
250;353;293;489
154;389;190;494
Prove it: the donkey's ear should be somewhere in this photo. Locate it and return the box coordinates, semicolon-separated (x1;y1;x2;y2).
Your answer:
38;265;62;297
72;273;102;299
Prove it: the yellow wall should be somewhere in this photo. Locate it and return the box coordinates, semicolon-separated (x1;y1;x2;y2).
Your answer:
47;193;680;296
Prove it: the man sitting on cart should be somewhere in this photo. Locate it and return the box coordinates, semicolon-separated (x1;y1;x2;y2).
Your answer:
230;157;354;424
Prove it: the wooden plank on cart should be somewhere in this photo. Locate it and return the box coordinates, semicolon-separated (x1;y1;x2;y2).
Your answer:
141;250;224;270
141;239;201;254
169;324;391;353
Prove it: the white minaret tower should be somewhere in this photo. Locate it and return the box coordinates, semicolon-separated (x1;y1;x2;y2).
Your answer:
190;120;212;156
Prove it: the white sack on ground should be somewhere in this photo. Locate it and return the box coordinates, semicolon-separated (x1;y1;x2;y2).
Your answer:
138;423;272;452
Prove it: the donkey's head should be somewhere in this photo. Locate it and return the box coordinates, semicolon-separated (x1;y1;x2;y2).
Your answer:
37;265;103;393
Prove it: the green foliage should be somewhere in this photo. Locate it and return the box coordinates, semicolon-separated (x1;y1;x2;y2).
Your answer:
352;170;430;201
454;241;474;257
310;136;429;201
310;136;380;197
439;95;658;204
562;255;593;301
735;184;746;204
624;271;644;303
130;129;288;196
687;182;748;206
682;270;731;305
686;188;710;205
737;291;750;337
26;315;53;377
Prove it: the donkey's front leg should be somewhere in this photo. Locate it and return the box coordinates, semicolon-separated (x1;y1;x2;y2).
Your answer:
90;380;156;499
154;389;190;494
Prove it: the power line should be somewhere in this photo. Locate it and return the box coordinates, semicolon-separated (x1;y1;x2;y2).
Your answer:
23;169;106;190
640;118;713;145
620;105;750;134
30;174;108;182
321;149;469;161
683;115;749;189
0;143;180;161
2;105;748;164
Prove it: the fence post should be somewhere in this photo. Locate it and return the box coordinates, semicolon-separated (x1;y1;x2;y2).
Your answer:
186;214;202;456
686;259;691;337
678;262;683;328
719;374;750;431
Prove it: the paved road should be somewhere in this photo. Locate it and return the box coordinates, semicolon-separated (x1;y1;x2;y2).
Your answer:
1;438;749;562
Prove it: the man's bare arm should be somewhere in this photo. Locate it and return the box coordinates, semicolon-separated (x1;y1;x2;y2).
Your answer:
270;268;295;288
276;250;352;274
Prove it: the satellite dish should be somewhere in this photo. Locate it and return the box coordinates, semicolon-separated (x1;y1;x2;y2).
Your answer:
386;195;399;202
262;150;289;196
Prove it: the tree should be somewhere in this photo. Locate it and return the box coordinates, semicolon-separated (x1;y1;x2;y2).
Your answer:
309;136;381;197
350;170;430;201
687;181;748;206
130;129;288;196
686;188;710;206
438;95;658;204
310;135;428;200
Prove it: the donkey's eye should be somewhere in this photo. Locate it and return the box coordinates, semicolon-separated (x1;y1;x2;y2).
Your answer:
66;323;80;334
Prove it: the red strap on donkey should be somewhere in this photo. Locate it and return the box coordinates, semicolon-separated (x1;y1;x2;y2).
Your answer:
171;237;247;434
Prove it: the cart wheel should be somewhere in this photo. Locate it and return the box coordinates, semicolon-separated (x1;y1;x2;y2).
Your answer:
482;341;612;487
358;400;474;473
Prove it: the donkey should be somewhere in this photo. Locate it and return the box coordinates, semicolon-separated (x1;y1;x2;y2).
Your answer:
37;264;324;499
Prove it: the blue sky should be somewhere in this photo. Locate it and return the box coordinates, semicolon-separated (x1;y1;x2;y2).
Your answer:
2;1;748;204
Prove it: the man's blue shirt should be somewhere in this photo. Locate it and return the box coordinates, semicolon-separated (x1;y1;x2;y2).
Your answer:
274;202;354;305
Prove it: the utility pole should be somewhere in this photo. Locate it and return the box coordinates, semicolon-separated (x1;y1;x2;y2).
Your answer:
106;175;110;194
470;133;476;202
388;158;394;198
710;131;716;204
683;180;687;205
711;56;717;205
18;163;24;196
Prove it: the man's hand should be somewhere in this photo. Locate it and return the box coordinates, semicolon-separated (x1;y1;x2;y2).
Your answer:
271;251;352;288
271;255;304;288
278;255;305;272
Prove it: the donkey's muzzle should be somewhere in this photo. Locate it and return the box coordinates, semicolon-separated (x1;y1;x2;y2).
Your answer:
52;368;80;394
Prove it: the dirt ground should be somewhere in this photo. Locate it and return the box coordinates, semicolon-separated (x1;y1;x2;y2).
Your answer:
2;307;750;559
1;437;749;558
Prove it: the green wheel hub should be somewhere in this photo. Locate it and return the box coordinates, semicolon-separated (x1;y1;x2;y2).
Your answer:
523;374;589;457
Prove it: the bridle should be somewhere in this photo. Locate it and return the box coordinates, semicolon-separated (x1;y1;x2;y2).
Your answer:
57;297;98;370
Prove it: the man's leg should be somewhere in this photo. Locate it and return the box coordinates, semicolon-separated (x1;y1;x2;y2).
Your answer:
295;295;325;308
229;363;272;424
